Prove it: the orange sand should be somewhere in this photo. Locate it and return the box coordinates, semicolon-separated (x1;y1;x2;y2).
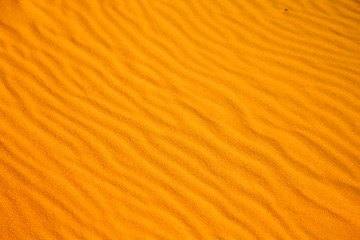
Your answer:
1;0;360;239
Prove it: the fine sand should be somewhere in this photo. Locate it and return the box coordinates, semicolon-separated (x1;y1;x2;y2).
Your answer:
1;0;360;239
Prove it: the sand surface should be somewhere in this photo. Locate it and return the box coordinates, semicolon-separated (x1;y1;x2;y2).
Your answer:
1;0;360;239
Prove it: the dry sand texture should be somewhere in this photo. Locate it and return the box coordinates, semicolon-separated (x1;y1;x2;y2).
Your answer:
1;0;360;239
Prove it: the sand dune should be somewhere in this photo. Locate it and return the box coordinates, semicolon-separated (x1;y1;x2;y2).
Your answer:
0;0;360;239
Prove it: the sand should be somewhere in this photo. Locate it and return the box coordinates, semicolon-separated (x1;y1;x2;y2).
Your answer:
0;0;360;239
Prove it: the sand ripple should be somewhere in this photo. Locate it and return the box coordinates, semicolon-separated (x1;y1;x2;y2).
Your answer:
0;0;360;239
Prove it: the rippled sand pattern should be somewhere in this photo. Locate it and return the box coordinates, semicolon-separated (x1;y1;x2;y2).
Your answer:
1;0;360;239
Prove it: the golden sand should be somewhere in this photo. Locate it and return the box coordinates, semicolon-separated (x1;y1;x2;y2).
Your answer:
1;0;360;239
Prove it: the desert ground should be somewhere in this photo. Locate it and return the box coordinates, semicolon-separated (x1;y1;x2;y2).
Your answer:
0;0;360;239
